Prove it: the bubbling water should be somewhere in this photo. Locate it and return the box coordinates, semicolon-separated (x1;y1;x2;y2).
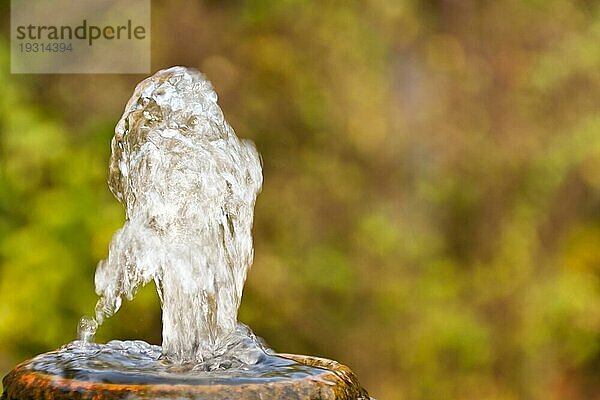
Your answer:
12;67;373;399
78;66;264;367
31;325;328;384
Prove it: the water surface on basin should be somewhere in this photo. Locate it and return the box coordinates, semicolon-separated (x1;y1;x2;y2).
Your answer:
27;340;328;385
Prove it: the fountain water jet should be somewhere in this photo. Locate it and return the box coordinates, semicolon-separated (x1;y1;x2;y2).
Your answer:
2;67;370;400
83;66;264;367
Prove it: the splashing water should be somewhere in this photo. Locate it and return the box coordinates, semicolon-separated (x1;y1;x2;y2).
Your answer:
30;326;326;385
28;67;328;383
78;66;264;366
15;66;372;398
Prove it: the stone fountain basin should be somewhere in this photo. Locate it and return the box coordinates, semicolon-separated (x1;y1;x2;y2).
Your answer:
2;353;369;400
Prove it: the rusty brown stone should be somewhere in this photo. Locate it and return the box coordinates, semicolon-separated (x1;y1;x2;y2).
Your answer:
2;354;369;400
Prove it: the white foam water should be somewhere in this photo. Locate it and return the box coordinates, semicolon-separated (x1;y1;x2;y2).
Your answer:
78;66;264;367
31;324;326;383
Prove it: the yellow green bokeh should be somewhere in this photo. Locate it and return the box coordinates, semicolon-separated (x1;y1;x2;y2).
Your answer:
1;1;600;399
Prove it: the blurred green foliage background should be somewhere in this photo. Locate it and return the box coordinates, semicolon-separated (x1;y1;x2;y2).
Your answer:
1;1;600;399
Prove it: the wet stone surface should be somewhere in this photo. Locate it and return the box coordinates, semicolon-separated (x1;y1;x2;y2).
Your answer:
2;352;370;400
